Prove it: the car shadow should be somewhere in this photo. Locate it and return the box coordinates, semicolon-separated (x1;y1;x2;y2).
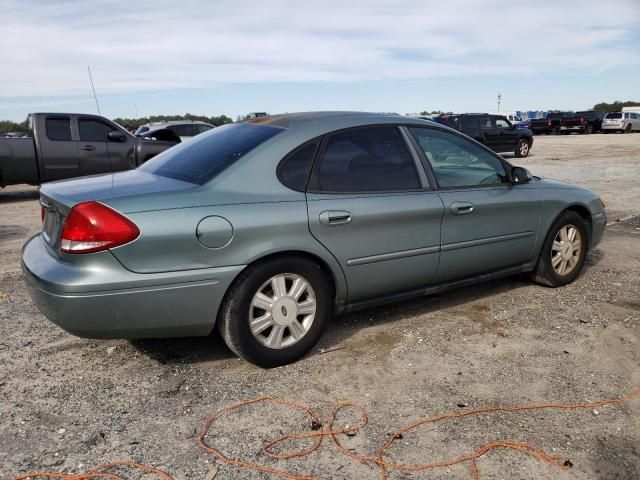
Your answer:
0;186;39;203
129;330;236;365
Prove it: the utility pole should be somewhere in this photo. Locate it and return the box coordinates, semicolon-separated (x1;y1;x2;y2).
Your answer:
497;92;502;113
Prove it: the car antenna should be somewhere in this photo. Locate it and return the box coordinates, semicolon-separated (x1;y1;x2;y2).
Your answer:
87;65;102;116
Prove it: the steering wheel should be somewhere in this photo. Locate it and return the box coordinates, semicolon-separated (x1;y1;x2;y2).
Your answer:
479;175;498;185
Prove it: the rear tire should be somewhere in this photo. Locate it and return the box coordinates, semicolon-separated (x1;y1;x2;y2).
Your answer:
218;256;332;368
531;211;588;288
553;126;561;135
514;139;530;158
584;124;593;134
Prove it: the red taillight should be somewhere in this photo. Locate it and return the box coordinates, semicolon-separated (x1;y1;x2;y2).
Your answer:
41;206;46;223
580;117;585;125
60;201;139;254
547;120;552;126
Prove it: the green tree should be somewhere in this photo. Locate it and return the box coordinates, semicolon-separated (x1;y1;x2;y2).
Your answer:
592;101;640;113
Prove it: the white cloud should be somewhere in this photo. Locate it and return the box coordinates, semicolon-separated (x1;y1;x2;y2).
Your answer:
0;0;638;98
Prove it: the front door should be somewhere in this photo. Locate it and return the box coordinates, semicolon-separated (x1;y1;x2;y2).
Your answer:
77;117;133;175
306;125;443;301
408;126;541;283
492;116;519;152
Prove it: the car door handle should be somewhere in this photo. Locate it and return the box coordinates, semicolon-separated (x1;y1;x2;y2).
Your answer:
80;145;96;151
319;210;352;226
450;202;474;215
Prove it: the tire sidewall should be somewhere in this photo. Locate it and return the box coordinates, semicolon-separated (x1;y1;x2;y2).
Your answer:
538;212;589;287
515;139;529;158
221;257;331;367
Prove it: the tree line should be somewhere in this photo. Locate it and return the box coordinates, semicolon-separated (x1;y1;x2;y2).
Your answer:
592;100;640;113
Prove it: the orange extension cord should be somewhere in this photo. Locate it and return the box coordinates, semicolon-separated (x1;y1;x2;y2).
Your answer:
13;385;640;480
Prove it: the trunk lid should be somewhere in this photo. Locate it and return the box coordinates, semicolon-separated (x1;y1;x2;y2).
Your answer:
39;170;197;250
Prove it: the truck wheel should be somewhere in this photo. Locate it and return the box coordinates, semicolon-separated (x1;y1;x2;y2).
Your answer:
218;256;332;368
515;139;530;158
531;211;588;288
584;124;593;134
552;126;561;135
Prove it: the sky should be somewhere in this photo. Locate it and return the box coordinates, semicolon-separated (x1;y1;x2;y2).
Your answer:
1;0;639;122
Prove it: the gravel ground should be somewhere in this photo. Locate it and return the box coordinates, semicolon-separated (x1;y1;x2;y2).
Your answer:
1;133;639;480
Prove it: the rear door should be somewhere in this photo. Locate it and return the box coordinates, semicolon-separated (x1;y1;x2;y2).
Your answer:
306;125;443;301
408;126;541;283
37;115;79;181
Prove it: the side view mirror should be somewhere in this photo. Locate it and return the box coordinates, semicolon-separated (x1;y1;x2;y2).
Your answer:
107;130;126;142
511;166;532;184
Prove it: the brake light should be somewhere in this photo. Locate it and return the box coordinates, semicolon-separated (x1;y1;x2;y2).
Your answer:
60;201;140;254
41;206;45;223
580;117;585;125
547;120;552;126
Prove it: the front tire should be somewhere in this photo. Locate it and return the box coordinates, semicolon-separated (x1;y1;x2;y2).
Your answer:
531;211;588;287
515;139;530;158
218;256;332;367
625;124;632;134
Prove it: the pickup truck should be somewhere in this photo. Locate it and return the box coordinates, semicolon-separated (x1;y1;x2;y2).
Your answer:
432;113;533;157
560;110;606;134
0;113;179;187
529;112;573;135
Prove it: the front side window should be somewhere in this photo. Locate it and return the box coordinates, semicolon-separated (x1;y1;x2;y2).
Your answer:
410;127;508;188
494;118;511;129
45;117;71;141
79;118;115;142
311;126;420;192
139;123;284;185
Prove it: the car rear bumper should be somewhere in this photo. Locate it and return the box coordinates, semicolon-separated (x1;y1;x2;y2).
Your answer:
21;234;244;338
601;125;624;131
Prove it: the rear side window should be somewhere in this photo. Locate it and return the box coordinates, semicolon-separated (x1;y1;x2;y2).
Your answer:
139;123;284;185
606;113;622;119
46;117;71;141
311;126;420;192
79;118;114;142
278;142;318;191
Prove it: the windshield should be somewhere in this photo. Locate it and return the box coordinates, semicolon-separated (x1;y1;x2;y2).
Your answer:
135;126;150;134
605;113;622;119
139;123;285;185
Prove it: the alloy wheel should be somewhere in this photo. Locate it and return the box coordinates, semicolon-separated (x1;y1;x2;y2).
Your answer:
519;141;529;156
551;225;582;276
249;273;316;349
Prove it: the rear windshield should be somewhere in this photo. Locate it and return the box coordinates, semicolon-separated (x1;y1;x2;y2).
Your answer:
605;112;622;119
139;123;284;185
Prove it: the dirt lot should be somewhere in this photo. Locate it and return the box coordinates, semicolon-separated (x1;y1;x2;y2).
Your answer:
1;133;639;480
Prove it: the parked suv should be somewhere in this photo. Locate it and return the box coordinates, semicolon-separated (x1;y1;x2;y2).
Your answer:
560;111;606;134
135;120;214;141
433;113;533;157
602;112;640;133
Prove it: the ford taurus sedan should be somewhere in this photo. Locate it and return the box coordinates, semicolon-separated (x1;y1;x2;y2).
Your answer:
22;112;607;367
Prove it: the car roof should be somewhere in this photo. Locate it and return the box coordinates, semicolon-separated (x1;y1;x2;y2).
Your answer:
244;111;439;131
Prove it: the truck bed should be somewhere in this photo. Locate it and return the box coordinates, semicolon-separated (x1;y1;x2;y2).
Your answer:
0;137;38;187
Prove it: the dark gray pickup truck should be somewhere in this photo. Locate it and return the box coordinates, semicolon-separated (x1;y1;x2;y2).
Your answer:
0;113;179;187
